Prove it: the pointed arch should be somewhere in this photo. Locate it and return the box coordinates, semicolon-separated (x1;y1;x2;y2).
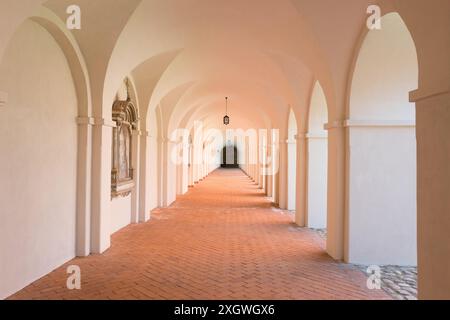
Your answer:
0;18;80;299
306;81;328;229
346;12;418;265
287;109;298;211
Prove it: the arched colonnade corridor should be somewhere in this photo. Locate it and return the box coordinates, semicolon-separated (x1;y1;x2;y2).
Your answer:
0;0;449;300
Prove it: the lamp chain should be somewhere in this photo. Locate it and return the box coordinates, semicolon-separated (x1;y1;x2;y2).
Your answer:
226;97;228;115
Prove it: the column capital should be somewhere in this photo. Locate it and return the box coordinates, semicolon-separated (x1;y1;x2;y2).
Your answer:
76;116;95;126
410;86;450;103
76;117;116;128
324;120;345;131
295;133;307;140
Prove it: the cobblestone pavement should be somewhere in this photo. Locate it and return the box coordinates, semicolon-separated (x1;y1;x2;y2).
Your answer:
9;169;389;300
310;228;327;239
356;265;417;300
309;228;418;300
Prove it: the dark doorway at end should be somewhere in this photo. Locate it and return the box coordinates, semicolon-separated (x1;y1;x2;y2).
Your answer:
221;146;239;168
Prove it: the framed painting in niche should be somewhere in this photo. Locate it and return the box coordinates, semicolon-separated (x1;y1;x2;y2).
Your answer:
111;98;138;198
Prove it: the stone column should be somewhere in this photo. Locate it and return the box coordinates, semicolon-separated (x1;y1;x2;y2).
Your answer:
244;139;251;178
325;121;346;261
258;133;268;191
266;136;273;198
75;117;93;257
253;141;258;183
413;89;450;299
249;139;255;180
130;129;141;224
138;132;152;223
295;134;307;226
90;118;115;254
272;137;281;206
188;143;194;186
161;139;177;207
176;142;183;195
204;144;208;176
287;138;297;211
181;143;190;193
256;136;261;188
278;140;289;209
157;136;164;207
192;140;200;183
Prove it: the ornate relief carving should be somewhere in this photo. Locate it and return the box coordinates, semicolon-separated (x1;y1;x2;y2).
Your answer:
111;97;139;198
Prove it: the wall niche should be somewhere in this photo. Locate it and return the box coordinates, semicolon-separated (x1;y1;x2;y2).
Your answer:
111;94;138;198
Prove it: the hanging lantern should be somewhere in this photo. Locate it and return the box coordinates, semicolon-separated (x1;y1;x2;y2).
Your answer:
223;115;230;125
223;97;230;126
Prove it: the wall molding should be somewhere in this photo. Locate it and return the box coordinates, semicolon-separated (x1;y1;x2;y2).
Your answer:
345;119;415;128
307;132;328;139
94;118;117;128
324;120;345;130
76;117;116;128
295;133;307;140
76;116;95;125
325;119;415;130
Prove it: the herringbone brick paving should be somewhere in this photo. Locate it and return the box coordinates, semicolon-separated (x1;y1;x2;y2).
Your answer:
9;169;389;300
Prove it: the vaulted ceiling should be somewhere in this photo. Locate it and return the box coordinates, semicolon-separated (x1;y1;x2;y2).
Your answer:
3;0;437;138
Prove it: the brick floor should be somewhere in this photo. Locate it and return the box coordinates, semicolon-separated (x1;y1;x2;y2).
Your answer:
8;169;389;300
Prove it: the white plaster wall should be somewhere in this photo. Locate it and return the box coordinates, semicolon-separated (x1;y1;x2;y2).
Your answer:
347;127;417;265
0;21;77;299
309;83;328;132
307;138;328;228
110;196;132;234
